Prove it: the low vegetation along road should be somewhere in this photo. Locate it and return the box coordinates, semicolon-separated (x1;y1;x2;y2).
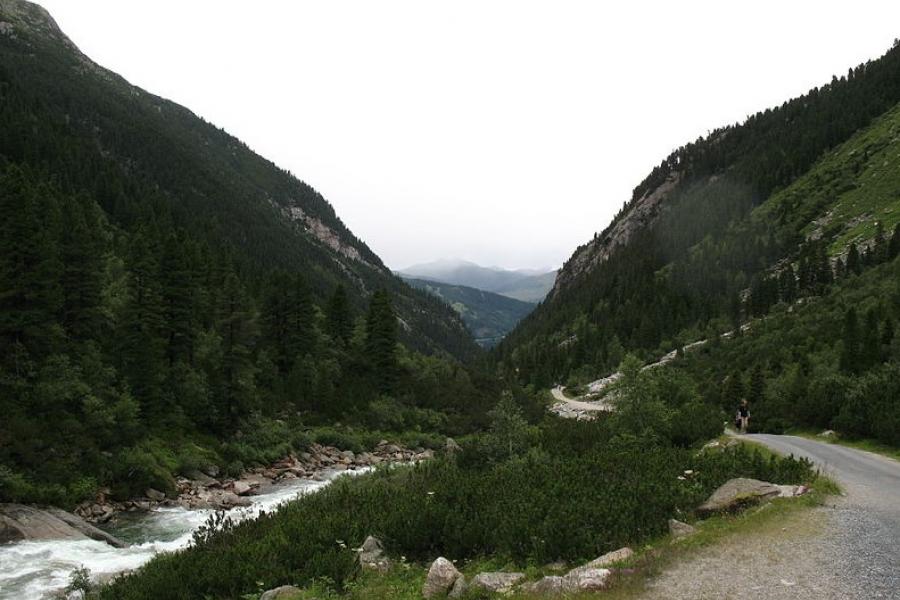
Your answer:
644;434;900;599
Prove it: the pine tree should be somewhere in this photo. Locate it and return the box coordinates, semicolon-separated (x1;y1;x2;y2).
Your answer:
216;273;258;429
159;233;196;366
861;308;881;370
59;193;106;342
365;289;400;393
846;244;862;275
119;228;166;419
890;223;900;260
840;307;860;373
0;167;63;371
326;284;353;345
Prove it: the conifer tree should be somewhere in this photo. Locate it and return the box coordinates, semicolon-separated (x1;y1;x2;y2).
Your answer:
840;307;860;373
365;289;399;393
326;284;353;345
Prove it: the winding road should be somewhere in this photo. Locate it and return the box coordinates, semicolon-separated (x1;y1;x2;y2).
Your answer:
644;434;900;599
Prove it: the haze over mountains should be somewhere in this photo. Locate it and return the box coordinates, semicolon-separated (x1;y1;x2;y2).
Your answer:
397;259;557;303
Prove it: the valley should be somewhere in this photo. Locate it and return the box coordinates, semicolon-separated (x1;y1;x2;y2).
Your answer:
3;1;900;599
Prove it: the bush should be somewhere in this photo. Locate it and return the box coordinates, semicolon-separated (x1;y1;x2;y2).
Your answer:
109;441;178;499
99;428;813;600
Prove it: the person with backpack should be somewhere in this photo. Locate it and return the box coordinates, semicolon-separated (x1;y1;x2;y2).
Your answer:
736;399;750;433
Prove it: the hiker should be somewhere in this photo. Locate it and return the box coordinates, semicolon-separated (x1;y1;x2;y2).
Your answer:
737;399;750;433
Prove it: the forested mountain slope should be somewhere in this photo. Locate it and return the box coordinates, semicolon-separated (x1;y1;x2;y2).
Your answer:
498;39;900;388
404;278;536;347
0;0;490;506
0;0;476;360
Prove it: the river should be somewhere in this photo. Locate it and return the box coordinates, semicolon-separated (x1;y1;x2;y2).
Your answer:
0;469;359;600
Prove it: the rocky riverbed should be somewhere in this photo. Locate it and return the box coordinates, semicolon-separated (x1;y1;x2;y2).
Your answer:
73;440;433;524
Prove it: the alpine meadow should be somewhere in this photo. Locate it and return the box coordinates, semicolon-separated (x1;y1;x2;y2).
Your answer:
2;2;900;600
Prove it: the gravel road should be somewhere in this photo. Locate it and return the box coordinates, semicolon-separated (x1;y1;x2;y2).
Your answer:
643;434;900;599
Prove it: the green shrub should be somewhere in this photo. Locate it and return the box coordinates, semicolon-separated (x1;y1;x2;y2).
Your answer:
99;431;813;600
109;441;178;499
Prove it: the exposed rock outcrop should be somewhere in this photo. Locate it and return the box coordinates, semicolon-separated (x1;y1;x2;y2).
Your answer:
0;504;125;547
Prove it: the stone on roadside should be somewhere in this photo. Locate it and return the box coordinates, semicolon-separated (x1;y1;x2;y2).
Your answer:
669;518;697;539
423;557;462;598
697;478;783;515
583;547;633;568
521;575;565;595
259;585;302;600
470;571;525;593
561;567;612;592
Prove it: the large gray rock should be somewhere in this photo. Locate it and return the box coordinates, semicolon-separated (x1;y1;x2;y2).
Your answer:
448;574;468;598
470;571;525;593
145;488;165;502
423;557;462;598
582;547;633;568
561;567;612;592
444;437;462;455
668;518;697;540
259;585;302;600
697;478;782;515
358;535;391;572
44;507;127;548
521;575;565;595
0;504;125;547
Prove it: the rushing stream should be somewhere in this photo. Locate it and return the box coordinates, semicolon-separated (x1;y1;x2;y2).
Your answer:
0;469;357;600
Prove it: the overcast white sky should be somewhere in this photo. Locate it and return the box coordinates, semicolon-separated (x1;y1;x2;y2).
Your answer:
36;1;900;271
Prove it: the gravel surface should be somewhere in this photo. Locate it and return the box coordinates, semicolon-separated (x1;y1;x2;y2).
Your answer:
642;434;900;599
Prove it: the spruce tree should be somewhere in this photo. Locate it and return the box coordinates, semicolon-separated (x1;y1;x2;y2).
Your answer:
365;289;399;393
840;307;860;373
326;284;353;345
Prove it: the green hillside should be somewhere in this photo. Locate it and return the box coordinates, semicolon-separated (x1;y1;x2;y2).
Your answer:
498;40;900;389
404;278;536;347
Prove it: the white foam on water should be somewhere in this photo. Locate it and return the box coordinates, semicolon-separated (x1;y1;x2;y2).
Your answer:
0;468;366;600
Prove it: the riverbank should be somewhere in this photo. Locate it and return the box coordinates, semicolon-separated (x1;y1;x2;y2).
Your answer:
72;440;434;525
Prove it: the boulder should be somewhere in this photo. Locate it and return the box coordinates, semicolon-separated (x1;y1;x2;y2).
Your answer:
444;438;462;454
697;478;782;515
423;557;462;598
0;504;125;547
232;481;253;496
521;575;565;595
448;574;468;598
561;567;612;592
259;585;302;600
358;535;391;572
818;430;836;438
145;488;165;502
470;571;525;593
44;507;127;548
668;518;697;540
583;547;633;568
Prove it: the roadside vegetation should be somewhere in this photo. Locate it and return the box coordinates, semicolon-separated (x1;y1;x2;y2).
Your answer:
94;365;817;600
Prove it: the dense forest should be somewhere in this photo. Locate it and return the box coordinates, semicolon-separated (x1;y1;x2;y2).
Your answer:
0;1;499;506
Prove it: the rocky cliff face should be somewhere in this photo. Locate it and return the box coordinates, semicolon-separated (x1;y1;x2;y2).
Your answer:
550;172;681;297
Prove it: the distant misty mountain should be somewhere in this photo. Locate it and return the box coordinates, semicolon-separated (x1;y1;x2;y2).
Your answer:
397;259;557;303
404;278;536;347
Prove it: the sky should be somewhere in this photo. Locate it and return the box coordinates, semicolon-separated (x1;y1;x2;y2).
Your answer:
36;1;900;271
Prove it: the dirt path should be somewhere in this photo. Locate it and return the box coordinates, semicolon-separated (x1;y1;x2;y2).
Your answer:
641;435;900;599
